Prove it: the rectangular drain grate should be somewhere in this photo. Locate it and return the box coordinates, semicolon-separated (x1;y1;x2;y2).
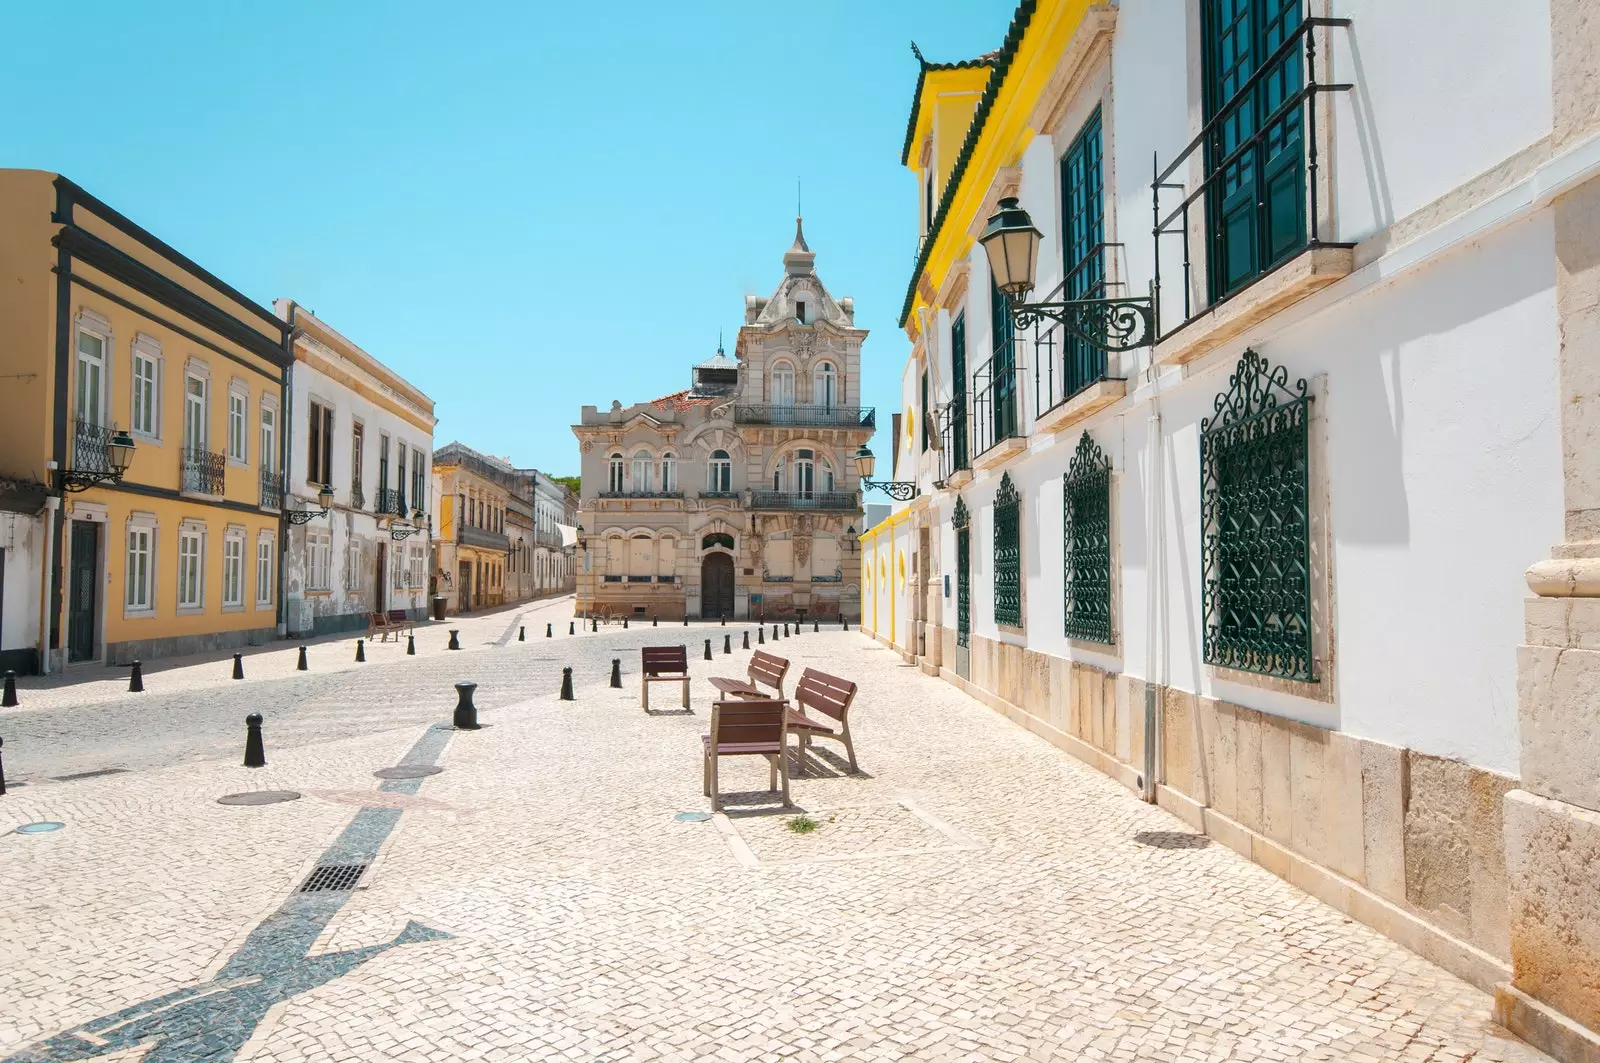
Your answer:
53;768;130;781
298;863;368;893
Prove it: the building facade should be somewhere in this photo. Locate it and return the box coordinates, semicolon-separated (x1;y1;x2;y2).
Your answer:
0;171;290;671
431;443;511;614
511;469;576;601
274;303;435;636
573;225;871;622
878;4;1600;1059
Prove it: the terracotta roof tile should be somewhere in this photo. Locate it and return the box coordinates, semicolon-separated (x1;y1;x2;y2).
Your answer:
651;389;718;412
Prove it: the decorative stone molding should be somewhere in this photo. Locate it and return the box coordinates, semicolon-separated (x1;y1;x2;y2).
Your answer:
1027;4;1118;137
936;259;971;313
1525;555;1600;597
964;165;1023;242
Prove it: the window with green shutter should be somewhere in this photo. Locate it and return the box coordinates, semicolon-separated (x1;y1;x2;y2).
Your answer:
951;312;969;471
954;496;971;649
993;472;1021;628
1200;348;1314;681
989;278;1017;443
1060;108;1105;399
1063;432;1112;644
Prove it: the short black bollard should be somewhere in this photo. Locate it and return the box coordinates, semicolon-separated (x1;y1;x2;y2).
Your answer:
758;627;765;645
244;713;266;767
297;645;308;671
683;617;688;627
356;639;366;663
560;667;574;701
129;660;145;692
569;621;575;635
0;734;6;795
592;617;599;633
547;623;553;638
814;620;820;633
407;634;416;656
610;658;622;688
742;631;750;650
232;653;245;680
721;634;730;654
1;671;14;708
519;626;526;642
843;620;849;631
721;615;726;627
783;623;790;638
448;630;461;650
772;625;778;641
703;638;712;661
453;682;481;730
623;617;629;629
653;616;658;627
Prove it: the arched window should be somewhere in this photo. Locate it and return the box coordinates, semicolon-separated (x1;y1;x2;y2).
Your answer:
795;448;815;499
707;449;732;492
771;362;795;408
631;450;652;493
660;452;676;493
608;453;624;493
815;362;837;409
820;455;835;493
702;532;735;551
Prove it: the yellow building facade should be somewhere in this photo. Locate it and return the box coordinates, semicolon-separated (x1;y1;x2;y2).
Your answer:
0;171;290;670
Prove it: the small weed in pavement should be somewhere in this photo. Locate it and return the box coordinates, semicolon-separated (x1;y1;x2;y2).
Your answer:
787;815;820;835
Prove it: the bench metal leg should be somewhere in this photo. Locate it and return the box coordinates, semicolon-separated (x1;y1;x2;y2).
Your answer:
681;678;689;709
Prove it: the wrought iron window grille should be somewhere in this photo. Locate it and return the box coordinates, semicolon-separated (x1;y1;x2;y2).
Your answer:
993;473;1022;628
1063;432;1113;645
954;496;971;649
1200;348;1315;682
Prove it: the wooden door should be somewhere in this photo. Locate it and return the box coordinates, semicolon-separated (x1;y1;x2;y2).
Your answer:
68;522;99;663
701;552;734;620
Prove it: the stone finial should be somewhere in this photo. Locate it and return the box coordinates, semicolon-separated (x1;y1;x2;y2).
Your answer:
783;217;816;277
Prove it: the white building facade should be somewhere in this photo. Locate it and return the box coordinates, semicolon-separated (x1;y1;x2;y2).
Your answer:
883;4;1600;1058
274;303;436;636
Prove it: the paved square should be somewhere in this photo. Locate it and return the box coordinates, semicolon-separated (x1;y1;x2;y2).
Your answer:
0;599;1554;1061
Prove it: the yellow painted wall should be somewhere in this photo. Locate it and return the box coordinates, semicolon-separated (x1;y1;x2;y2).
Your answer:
0;170;62;483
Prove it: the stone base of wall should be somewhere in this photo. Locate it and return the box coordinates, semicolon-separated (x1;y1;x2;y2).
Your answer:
108;625;278;665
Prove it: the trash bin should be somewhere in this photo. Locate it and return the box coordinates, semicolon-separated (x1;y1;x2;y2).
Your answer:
431;595;447;622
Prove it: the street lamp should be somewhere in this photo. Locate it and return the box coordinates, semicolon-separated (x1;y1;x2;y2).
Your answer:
287;484;335;525
57;427;136;493
853;444;916;502
391;507;431;542
576;523;587;550
979;196;1155;351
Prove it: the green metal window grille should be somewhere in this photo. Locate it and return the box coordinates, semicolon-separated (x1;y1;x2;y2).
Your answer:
1063;432;1112;644
1060;108;1106;399
951;312;969;471
1200;348;1314;681
1203;0;1307;301
954;497;971;648
993;472;1021;628
989;278;1018;443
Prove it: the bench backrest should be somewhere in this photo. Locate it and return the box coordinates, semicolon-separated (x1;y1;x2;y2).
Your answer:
642;645;689;676
795;667;857;722
710;698;787;747
747;651;790;696
370;612;391;626
386;609;408;623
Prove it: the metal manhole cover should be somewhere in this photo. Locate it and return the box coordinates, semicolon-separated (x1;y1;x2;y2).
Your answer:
15;822;65;834
373;765;443;780
675;811;712;823
299;863;367;892
53;767;129;782
217;791;302;806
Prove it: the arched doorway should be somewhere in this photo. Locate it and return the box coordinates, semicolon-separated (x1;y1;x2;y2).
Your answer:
701;552;734;620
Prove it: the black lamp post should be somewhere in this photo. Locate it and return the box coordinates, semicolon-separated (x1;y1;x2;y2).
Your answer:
288;484;335;525
854;445;916;501
980;196;1155;350
56;427;136;493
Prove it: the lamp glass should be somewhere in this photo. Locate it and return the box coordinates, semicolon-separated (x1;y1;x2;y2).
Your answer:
979;196;1043;300
106;430;135;474
853;444;876;479
316;485;335;510
413;507;425;522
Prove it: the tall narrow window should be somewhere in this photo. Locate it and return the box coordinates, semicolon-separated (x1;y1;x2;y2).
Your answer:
126;525;153;611
379;433;390;495
951;312;968;471
795;450;815;499
989;279;1016;443
307;401;332;486
1060;108;1106;399
184;377;207;451
178;526;204;609
993;472;1021;628
1063;432;1113;644
132;349;159;436
815;362;837;410
412;449;426;515
259;403;277;474
771;363;795;407
924;173;935;234
631;450;652;493
708;449;731;492
227;389;248;463
608;452;624;494
76;330;105;426
796;300;807;324
396;446;407;511
256;535;274;606
222;533;244;607
661;453;676;493
351;423;364;504
920;370;929;451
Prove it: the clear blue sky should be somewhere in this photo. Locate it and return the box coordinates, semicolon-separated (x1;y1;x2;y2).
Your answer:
1;0;1013;478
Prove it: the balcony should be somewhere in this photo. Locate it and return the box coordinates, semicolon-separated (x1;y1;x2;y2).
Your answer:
932;402;971;487
349;484;365;510
1026;273;1128;435
259;468;283;511
972;349;1028;469
749;490;858;512
180;446;226;496
71;419;121;479
734;405;875;430
597;491;684;500
460;525;510;551
376;487;407;516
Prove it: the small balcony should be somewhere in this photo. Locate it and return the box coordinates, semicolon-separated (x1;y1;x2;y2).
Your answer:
180;446;226;496
259;467;283;511
971;349;1028;469
749;490;858;512
734;405;875;430
597;491;684;500
376;487;407;516
71;419;121;478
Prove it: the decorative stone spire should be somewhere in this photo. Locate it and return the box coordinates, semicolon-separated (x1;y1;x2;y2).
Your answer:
783;217;816;276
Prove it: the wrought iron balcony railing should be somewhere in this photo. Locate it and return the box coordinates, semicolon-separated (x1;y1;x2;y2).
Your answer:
933;402;971;484
259;467;283;511
597;490;684;500
180;446;226;496
972;348;1029;462
749;490;858;511
734;405;875;429
71;419;119;477
376;487;406;516
1029;267;1124;417
700;489;740;500
349;484;365;510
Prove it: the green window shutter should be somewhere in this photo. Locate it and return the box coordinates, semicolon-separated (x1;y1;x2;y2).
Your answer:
989;278;1017;443
951;312;969;471
920;370;929;451
1063;432;1113;644
993;472;1021;628
1059;108;1106;400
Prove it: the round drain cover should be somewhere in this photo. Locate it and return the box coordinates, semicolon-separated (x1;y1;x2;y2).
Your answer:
15;821;65;834
674;811;712;823
217;791;302;806
373;765;443;780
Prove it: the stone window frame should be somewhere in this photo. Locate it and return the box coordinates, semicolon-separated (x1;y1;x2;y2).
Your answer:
306;527;333;593
130;333;163;442
259;395;280;476
347;536;364;592
769;359;798;406
124;511;159;619
221;524;247;611
73;307;114;428
176;519;207;614
255;530;275;609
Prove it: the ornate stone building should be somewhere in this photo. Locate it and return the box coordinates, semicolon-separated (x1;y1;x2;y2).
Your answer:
573;222;871;621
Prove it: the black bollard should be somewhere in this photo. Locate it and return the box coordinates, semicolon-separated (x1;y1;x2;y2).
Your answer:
653;616;658;627
610;658;622;688
772;625;779;641
453;682;481;729
244;713;266;767
758;626;765;645
356;639;367;663
447;629;461;650
547;623;553;638
742;631;750;650
407;634;416;656
723;634;731;655
592;617;598;633
129;660;144;692
783;623;790;638
297;645;308;671
721;615;726;626
703;638;712;661
623;617;629;629
0;734;5;795
843;620;849;631
569;621;575;635
683;617;688;626
1;671;14;708
232;652;245;680
519;626;526;642
560;666;574;701
814;620;819;633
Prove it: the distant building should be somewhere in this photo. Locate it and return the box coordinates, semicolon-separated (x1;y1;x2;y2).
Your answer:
862;504;891;530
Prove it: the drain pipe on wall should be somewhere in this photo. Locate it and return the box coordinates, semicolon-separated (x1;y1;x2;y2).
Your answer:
1141;375;1165;804
276;301;298;639
38;490;59;675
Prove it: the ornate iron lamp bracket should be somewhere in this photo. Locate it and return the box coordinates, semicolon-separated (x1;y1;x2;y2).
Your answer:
1009;295;1155;352
389;524;423;541
861;480;918;502
286;505;330;526
55;469;124;494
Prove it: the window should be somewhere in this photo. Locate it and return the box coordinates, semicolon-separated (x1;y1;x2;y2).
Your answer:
708;450;732;492
378;433;390;495
307;401;333;485
1063;432;1113;644
132;347;159;436
703;532;735;552
178;525;204;609
222;533;245;608
76;328;105;425
408;544;426;589
1203;0;1306;300
816;362;837;409
347;538;363;591
126;523;154;612
307;529;332;591
393;540;405;590
822;458;835;493
412;449;426;516
795;449;815;498
993;473;1021;628
1200;349;1313;681
772;363;796;407
1061;108;1106;399
227;387;248;463
796;300;807;324
631;450;652;493
184;376;207;450
951;312;969;471
259;402;277;474
989;278;1017;443
608;453;624;493
920;370;929;451
256;535;274;606
924;172;934;234
396;446;408;511
351;423;365;502
661;453;676;493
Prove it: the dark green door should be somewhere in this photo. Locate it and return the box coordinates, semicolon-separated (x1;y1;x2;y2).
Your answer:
954;497;971;678
951;312;968;471
1204;0;1306;301
68;521;99;663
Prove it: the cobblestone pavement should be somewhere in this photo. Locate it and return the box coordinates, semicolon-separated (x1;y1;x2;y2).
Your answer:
0;615;1553;1062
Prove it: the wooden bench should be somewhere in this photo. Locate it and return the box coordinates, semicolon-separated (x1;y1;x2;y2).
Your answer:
368;609;413;642
708;651;790;701
641;645;690;710
366;611;392;640
785;667;860;774
702;697;791;811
